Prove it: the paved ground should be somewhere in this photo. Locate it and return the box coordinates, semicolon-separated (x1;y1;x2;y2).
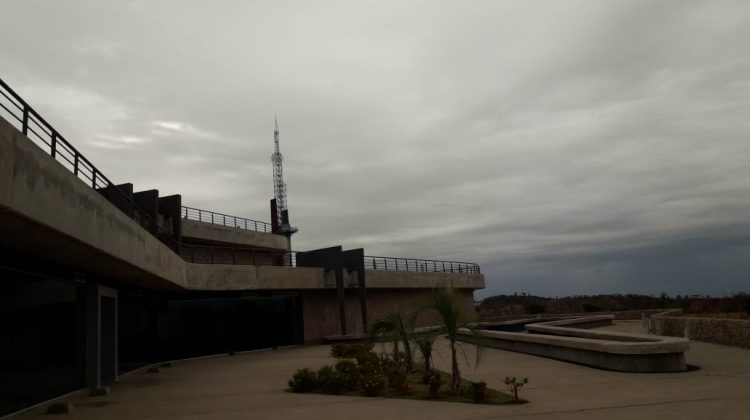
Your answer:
18;321;750;419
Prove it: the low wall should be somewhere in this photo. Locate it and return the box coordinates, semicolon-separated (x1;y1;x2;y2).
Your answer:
181;219;289;250
481;308;681;323
460;315;690;373
653;316;750;349
614;308;681;320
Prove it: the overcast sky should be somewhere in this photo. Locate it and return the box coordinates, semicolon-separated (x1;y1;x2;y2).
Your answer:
3;1;750;298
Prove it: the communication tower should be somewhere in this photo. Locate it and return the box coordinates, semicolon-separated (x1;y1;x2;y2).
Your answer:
270;116;297;235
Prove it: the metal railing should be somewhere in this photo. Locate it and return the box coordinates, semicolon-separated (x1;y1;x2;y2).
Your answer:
0;77;177;249
364;255;480;274
181;206;273;233
179;242;479;275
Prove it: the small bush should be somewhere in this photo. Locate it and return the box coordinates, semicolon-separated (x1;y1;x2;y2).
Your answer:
504;376;529;403
471;381;487;403
361;372;386;397
425;370;442;398
356;351;382;374
331;343;374;359
317;365;346;395
288;368;317;393
386;368;407;389
335;359;359;391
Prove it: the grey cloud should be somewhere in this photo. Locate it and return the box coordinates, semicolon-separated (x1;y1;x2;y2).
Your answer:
2;0;750;297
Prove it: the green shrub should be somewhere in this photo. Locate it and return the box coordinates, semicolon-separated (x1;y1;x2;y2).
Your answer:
330;343;374;359
288;368;317;393
470;381;487;403
386;368;407;389
334;359;359;391
317;365;346;395
361;371;386;397
425;370;442;398
356;351;382;374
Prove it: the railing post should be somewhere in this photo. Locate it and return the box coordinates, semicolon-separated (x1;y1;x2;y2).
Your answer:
73;153;79;176
91;169;97;188
50;132;57;158
21;106;29;135
211;213;214;224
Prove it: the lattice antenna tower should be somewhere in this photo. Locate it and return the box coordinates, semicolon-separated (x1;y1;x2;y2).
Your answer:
271;115;288;224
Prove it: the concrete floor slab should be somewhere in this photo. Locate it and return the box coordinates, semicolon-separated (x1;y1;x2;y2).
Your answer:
15;322;750;420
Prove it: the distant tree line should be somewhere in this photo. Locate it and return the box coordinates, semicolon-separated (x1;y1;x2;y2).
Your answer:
478;292;750;319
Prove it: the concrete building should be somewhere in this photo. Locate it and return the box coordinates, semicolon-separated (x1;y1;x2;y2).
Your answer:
0;79;484;416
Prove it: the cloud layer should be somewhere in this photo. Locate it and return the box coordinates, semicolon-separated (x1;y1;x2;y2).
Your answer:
2;0;750;297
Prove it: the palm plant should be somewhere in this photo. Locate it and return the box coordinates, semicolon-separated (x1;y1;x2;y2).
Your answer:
423;284;478;395
415;333;437;372
368;312;414;372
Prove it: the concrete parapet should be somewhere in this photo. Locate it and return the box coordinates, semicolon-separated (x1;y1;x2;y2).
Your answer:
181;219;289;250
0;117;187;290
365;270;484;289
462;315;690;372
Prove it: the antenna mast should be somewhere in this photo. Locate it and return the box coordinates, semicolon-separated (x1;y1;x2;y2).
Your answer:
272;116;286;218
271;116;297;235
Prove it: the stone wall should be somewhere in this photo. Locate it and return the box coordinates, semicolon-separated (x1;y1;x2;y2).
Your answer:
653;316;750;349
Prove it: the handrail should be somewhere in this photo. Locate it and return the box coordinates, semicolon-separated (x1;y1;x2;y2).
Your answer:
364;255;480;274
179;242;479;274
0;77;177;250
181;206;273;233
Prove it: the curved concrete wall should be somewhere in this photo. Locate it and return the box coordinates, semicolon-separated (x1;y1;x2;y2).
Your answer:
462;315;690;372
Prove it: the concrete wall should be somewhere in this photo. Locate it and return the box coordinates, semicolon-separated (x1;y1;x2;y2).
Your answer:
181;219;288;250
465;316;690;373
0;117;187;291
301;288;476;342
366;270;484;289
179;245;275;266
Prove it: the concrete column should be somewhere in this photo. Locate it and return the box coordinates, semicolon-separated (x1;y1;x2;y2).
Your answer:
86;285;118;390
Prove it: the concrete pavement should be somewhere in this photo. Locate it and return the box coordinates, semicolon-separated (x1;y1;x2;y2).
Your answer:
15;321;750;419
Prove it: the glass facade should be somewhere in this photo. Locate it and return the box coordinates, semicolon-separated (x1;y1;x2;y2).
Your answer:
0;267;85;416
119;293;303;372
